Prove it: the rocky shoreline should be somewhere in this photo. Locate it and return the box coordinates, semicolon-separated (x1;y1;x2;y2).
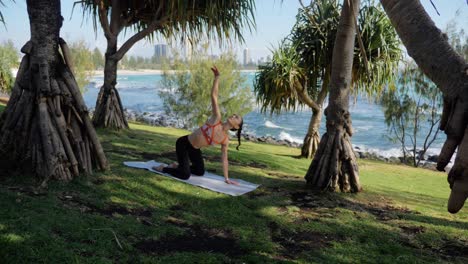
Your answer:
120;109;446;171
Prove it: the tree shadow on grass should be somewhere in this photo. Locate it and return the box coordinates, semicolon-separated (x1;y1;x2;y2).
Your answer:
92;170;468;262
2;126;468;262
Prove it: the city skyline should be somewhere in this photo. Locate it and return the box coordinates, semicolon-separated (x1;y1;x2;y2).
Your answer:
0;0;466;62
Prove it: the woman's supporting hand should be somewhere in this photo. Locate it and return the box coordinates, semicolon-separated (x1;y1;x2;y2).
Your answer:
211;66;220;77
225;179;239;185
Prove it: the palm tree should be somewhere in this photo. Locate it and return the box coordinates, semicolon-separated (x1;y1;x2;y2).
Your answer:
254;0;401;159
304;0;362;192
380;0;468;213
0;0;107;184
79;0;255;129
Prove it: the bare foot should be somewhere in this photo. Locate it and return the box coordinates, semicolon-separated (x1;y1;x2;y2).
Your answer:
152;164;166;172
169;162;178;169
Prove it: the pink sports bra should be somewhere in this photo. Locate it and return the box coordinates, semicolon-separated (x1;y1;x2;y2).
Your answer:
200;121;228;145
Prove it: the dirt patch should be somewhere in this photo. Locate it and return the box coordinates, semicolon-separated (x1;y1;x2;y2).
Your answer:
135;219;245;257
364;203;414;221
164;215;192;228
399;225;425;235
7;186;48;197
289;191;340;209
267;172;301;180
169;204;184;211
287;191;420;223
246;188;271;199
91;177;126;185
247;161;268;169
437;240;468;259
58;192;152;218
268;221;339;259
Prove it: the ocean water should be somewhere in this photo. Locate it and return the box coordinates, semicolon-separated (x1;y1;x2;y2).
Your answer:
82;73;446;158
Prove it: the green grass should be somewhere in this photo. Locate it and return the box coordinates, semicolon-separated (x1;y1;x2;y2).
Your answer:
1;106;467;263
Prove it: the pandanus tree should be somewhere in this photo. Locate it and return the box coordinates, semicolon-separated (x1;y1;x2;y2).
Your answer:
254;0;401;159
0;0;108;185
304;0;363;192
380;0;468;213
80;0;255;129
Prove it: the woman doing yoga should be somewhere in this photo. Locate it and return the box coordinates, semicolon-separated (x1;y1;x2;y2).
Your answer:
153;66;243;185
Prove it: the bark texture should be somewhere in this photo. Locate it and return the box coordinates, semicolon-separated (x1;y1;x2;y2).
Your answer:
301;109;322;159
380;0;468;213
92;1;129;129
0;0;108;185
92;55;128;129
297;73;329;159
305;0;362;192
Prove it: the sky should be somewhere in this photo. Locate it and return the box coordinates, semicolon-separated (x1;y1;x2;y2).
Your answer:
0;0;467;62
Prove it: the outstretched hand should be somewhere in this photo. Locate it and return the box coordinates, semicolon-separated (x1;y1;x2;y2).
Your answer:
211;66;220;77
225;179;239;185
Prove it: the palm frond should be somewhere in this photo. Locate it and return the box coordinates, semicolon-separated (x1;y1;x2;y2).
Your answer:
254;43;305;115
77;0;255;45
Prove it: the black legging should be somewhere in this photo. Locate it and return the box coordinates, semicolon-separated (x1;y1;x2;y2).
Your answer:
163;135;205;180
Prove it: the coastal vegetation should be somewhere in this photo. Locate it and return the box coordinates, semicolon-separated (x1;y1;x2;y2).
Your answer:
68;40;95;91
380;0;468;214
80;0;256;130
254;0;401;159
0;0;107;183
381;22;467;168
305;0;362;192
0;0;468;261
160;46;253;128
381;61;442;168
0;40;18;94
1;103;467;262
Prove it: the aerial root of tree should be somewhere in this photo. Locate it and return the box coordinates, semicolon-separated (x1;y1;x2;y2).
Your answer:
305;131;361;192
93;86;128;129
437;94;468;213
300;109;323;159
0;42;108;185
305;109;362;193
301;131;320;159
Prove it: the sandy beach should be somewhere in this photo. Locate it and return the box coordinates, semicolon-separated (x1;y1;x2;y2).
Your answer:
90;69;165;76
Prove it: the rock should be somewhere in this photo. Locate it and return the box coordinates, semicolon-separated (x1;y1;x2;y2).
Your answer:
427;155;438;163
265;136;277;144
417;150;428;161
420;162;437;170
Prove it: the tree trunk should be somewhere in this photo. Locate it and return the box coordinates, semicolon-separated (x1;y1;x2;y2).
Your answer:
0;0;108;185
92;38;128;129
305;0;362;193
380;0;468;213
301;108;322;159
299;68;329;159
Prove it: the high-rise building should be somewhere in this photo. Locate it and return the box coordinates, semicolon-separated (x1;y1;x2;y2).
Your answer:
154;44;168;61
243;48;250;66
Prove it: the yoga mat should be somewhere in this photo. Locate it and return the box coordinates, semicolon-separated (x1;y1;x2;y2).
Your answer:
123;160;260;196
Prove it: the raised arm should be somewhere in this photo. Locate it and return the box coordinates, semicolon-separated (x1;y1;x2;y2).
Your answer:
210;66;221;121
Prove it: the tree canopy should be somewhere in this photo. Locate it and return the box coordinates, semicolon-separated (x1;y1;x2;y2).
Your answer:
160;46;253;128
79;0;256;61
254;0;402;115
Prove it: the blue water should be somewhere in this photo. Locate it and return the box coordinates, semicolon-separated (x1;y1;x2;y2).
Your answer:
83;73;445;158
